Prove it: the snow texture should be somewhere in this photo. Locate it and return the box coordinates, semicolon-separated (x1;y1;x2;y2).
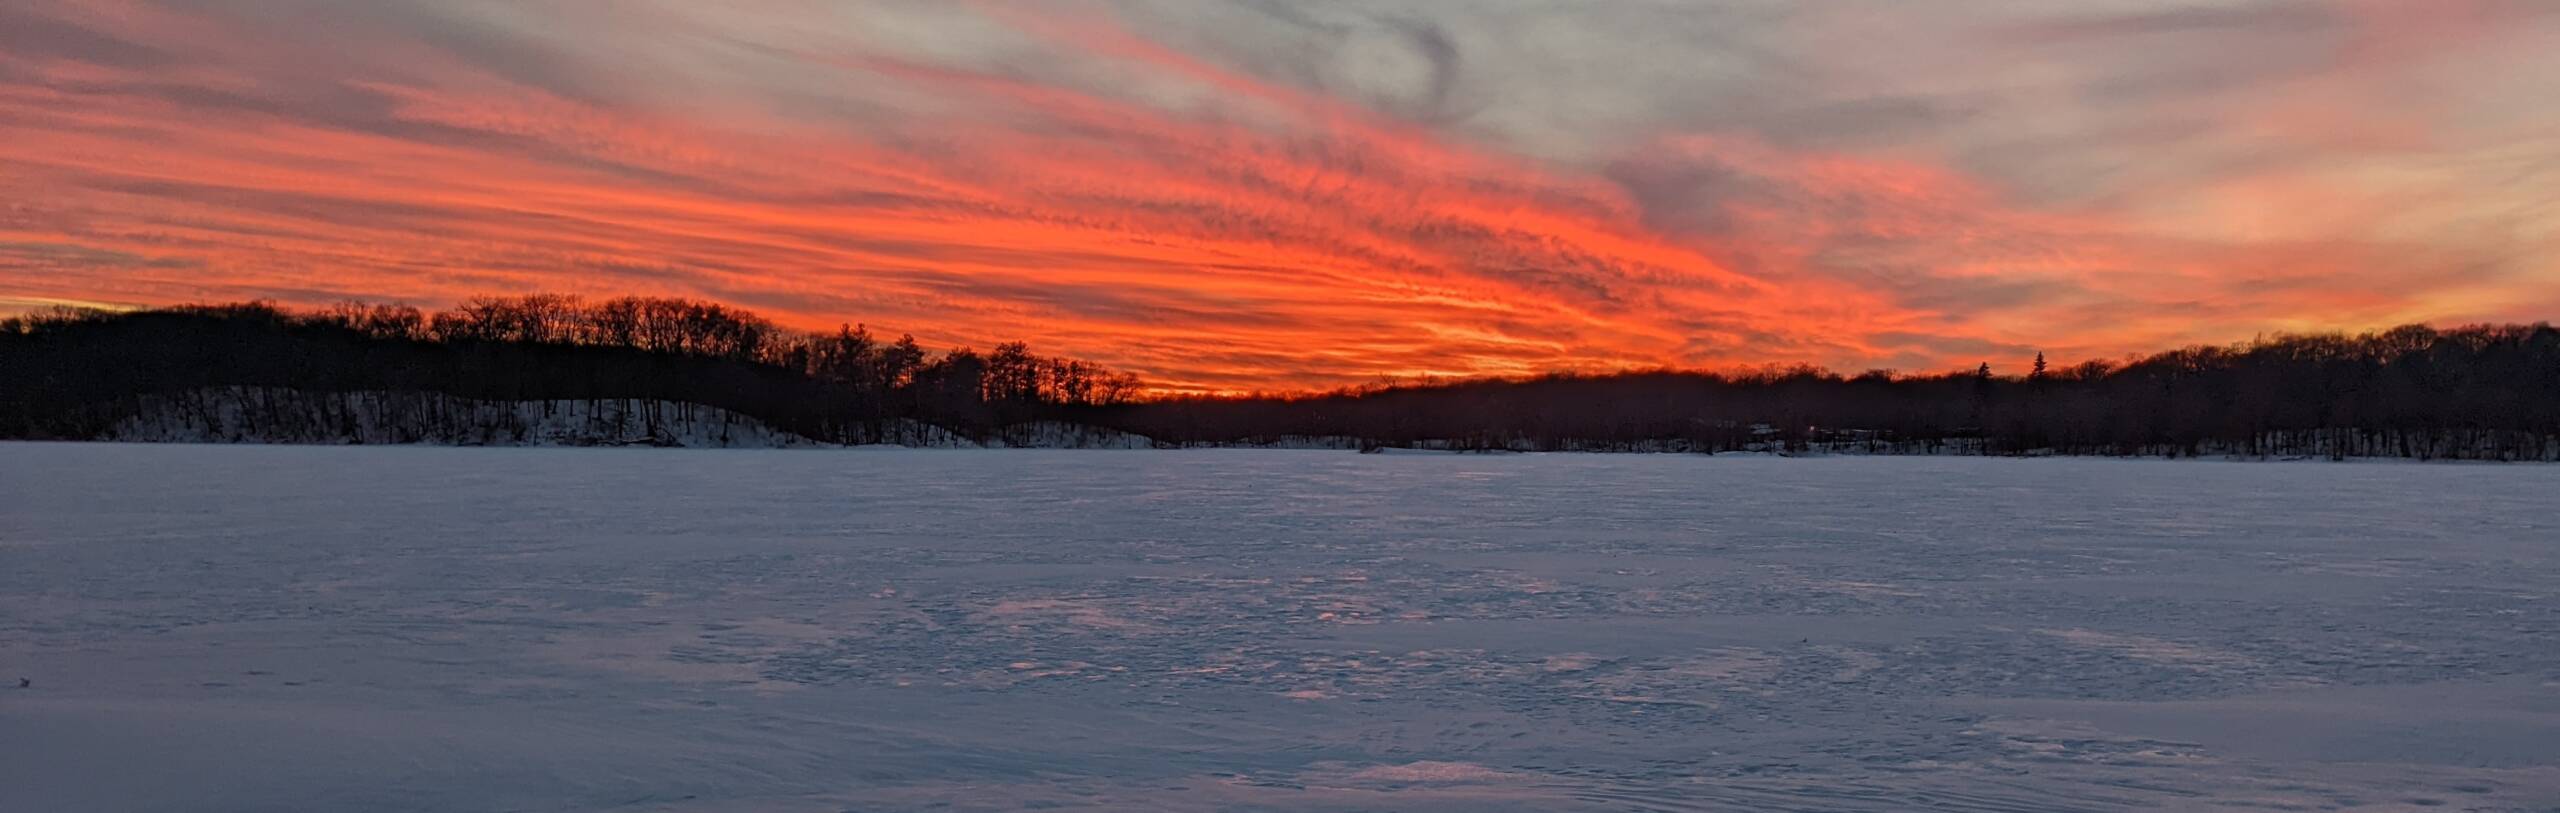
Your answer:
3;444;2557;812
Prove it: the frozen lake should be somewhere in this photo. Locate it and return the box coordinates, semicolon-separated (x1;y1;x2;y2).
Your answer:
4;444;2557;812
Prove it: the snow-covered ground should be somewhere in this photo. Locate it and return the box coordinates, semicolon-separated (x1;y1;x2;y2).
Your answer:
3;444;2556;812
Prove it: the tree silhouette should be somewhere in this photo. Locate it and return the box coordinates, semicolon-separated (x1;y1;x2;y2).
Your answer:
0;295;1138;445
6;296;2557;459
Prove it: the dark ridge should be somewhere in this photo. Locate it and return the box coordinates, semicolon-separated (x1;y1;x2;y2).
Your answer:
0;295;1136;444
1099;327;2560;460
5;296;2557;459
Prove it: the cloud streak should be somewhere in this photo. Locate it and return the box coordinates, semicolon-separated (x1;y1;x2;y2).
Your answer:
2;0;2553;391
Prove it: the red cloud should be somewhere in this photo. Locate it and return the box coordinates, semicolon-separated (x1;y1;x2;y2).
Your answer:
1;2;2547;392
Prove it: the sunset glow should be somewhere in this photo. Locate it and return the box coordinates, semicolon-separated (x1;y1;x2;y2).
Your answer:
4;1;2556;391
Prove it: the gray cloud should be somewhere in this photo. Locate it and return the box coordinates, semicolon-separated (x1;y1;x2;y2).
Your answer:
6;0;2556;383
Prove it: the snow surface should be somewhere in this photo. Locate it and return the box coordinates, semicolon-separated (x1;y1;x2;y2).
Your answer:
3;444;2557;812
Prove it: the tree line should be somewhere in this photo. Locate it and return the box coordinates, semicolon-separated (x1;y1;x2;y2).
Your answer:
5;294;2556;459
0;295;1137;444
1099;324;2560;460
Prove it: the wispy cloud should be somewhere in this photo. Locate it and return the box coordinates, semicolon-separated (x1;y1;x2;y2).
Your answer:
3;0;2553;390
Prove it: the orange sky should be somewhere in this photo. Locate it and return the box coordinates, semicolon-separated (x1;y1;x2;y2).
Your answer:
3;0;2556;392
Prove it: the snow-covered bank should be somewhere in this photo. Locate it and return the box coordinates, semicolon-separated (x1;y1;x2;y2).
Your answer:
91;389;1145;450
104;387;824;448
68;387;2560;460
983;420;1155;449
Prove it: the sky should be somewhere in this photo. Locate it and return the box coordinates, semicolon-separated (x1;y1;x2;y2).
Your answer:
3;1;2556;392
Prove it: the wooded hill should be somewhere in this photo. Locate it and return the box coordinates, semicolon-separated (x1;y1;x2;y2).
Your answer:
6;296;2557;459
1;296;1136;445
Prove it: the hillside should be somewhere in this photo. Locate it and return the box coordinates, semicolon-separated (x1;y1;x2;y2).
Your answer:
7;296;2558;460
